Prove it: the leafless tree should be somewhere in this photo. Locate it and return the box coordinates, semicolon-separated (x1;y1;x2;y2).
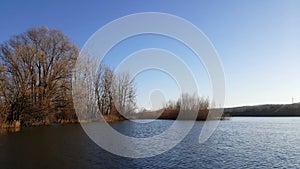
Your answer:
94;67;137;117
72;56;100;121
74;56;137;121
165;93;209;111
112;72;136;116
0;27;138;125
0;27;78;124
96;66;114;116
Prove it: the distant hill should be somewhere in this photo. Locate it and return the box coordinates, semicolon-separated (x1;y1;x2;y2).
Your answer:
224;103;300;116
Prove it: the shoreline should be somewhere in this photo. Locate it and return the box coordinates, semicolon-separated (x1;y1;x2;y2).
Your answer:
0;113;230;133
3;115;300;134
0;114;125;133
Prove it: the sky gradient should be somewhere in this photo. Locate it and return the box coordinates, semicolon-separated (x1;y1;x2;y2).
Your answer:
1;0;299;107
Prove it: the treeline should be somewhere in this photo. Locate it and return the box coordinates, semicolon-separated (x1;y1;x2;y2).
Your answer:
0;27;136;127
136;93;212;120
73;62;137;122
161;93;212;120
164;93;209;111
136;93;229;120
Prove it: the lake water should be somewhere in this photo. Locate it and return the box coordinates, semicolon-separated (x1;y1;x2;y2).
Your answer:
1;117;300;168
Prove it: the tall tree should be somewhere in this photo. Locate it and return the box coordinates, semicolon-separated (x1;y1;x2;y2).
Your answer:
94;66;137;117
112;72;136;116
0;27;78;124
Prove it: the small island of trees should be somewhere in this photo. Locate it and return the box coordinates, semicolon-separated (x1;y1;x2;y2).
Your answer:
0;27;226;132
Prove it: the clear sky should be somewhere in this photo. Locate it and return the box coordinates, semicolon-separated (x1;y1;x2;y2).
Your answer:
1;0;300;108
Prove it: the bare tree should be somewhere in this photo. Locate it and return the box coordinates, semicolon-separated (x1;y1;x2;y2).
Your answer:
112;72;136;116
0;27;78;124
95;66;114;116
0;27;137;125
165;93;209;111
73;56;99;121
94;67;137;117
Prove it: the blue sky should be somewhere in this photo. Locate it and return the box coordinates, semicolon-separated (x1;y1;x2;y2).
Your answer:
1;0;300;108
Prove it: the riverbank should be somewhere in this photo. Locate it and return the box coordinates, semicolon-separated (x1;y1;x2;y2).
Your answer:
0;109;230;133
0;120;21;133
0;114;127;133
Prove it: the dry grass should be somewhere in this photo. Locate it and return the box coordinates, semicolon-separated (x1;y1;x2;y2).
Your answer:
102;115;125;123
0;120;21;133
135;108;230;121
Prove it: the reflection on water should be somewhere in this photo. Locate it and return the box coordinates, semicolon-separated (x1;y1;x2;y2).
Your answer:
0;117;300;168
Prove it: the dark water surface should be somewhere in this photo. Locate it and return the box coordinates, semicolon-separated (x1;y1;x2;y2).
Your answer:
1;117;300;169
